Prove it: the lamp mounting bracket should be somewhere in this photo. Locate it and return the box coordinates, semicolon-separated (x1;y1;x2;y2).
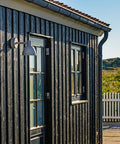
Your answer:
10;38;28;49
11;38;18;49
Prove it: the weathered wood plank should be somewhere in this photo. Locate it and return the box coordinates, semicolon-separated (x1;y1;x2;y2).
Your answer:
13;9;19;144
76;104;79;144
75;30;79;144
41;19;45;35
62;25;66;144
25;13;30;144
72;106;74;144
83;104;85;144
54;23;58;144
89;34;93;144
31;16;35;33
74;105;77;144
7;8;13;144
95;33;102;143
84;33;87;144
0;6;7;144
78;105;80;144
86;103;88;144
76;29;78;43
81;32;85;144
87;33;90;144
50;21;55;144
69;27;73;144
79;31;82;44
72;29;75;42
46;20;50;36
80;104;83;143
68;27;72;144
19;12;25;144
66;26;70;144
92;34;95;143
73;28;76;144
35;17;40;34
58;24;62;144
84;103;87;144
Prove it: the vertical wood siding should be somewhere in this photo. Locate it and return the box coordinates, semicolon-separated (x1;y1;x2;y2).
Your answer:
0;6;98;144
13;9;19;144
0;6;6;144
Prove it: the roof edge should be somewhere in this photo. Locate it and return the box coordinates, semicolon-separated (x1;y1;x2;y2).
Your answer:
25;0;111;32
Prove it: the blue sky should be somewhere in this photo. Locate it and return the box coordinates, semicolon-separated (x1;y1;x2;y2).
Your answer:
58;0;120;59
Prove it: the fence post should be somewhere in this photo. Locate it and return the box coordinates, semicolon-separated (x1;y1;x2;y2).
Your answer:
103;93;105;122
106;93;108;122
118;93;120;122
115;93;117;122
112;93;114;122
109;93;111;122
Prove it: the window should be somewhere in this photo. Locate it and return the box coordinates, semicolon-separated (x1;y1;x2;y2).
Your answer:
29;36;45;129
71;44;86;102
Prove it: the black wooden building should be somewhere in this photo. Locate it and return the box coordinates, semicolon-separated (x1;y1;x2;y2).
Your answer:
0;0;111;144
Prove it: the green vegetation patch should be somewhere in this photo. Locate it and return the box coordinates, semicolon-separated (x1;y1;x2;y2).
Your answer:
102;68;120;93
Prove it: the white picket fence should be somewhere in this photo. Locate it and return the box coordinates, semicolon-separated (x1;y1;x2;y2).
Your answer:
102;93;120;122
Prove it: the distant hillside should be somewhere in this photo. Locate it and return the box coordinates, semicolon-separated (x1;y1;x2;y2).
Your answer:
103;57;120;70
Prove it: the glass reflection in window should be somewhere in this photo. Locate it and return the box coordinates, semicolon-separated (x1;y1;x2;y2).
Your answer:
77;74;82;94
30;102;36;127
37;101;43;126
71;50;75;71
30;74;36;99
77;51;81;71
30;56;35;72
37;75;44;99
37;48;44;72
71;73;75;94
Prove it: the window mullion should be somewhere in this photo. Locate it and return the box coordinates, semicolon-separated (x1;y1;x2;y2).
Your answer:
35;48;38;126
75;49;77;96
80;51;82;95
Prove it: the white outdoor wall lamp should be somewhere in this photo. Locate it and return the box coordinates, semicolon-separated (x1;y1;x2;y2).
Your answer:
10;38;37;56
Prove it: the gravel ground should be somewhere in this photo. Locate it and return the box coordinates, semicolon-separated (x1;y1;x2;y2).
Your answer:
103;122;120;144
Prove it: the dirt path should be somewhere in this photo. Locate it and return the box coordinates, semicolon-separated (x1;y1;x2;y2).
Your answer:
103;123;120;144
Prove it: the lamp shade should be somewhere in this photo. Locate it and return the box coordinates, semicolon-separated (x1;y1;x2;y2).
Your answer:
22;41;37;56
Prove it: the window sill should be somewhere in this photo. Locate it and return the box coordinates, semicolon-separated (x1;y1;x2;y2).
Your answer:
30;125;45;131
30;125;45;138
72;100;88;105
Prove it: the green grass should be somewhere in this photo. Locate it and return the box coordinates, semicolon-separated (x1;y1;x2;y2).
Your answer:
102;68;120;93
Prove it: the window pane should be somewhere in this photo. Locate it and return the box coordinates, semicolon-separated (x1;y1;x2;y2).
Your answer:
77;51;81;71
37;48;44;72
37;101;43;126
30;102;36;128
30;36;44;47
71;73;75;94
30;56;35;72
71;50;75;71
77;74;82;94
71;45;80;50
30;74;36;99
37;75;44;99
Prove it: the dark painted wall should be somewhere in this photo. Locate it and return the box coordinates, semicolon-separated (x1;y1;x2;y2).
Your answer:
0;5;98;144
